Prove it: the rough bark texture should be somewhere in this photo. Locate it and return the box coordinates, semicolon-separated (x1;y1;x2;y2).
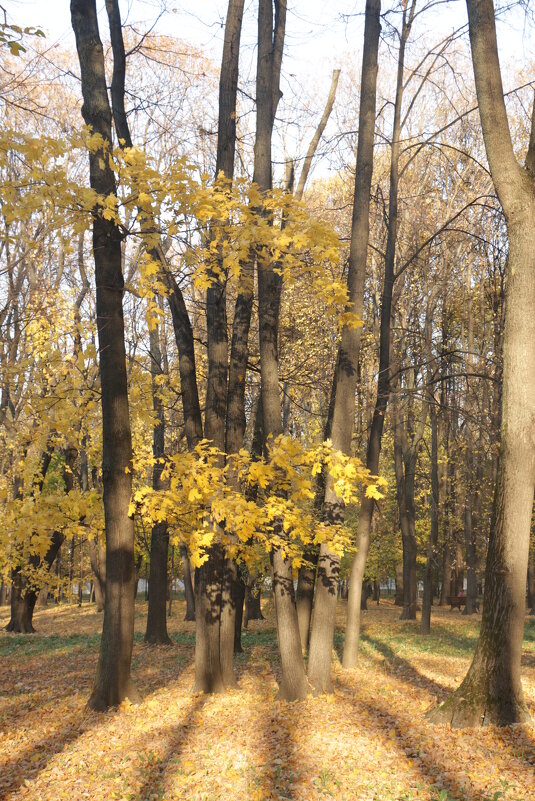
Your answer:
72;0;139;711
430;0;535;726
307;0;381;695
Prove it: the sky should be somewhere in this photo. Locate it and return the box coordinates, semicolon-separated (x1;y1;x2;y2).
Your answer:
6;0;535;83
5;1;534;183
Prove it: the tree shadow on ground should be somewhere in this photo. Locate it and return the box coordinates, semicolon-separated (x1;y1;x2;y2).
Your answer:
133;694;206;801
333;630;450;699
360;634;450;698
334;673;532;801
257;706;297;799
0;703;100;798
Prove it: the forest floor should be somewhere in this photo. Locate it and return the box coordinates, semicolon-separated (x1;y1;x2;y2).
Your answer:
0;599;534;801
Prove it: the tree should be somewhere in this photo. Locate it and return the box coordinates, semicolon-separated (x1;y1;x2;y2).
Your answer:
306;0;381;694
71;0;139;710
430;0;535;726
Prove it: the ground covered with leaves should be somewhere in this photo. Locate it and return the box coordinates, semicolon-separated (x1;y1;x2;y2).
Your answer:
1;599;534;801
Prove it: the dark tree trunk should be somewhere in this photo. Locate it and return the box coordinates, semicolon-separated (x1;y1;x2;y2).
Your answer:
343;2;416;669
430;0;535;726
5;570;37;633
6;447;77;633
72;0;139;711
395;563;404;606
234;573;245;653
307;0;381;694
180;546;196;621
88;539;106;612
244;581;264;626
296;547;317;650
254;0;308;702
528;544;535;614
0;580;7;606
193;0;246;694
373;579;380;604
421;399;439;633
145;324;172;645
360;581;371;611
439;542;451;606
194;543;225;693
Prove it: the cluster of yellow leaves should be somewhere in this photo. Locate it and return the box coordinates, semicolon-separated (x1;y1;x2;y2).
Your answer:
0;130;357;329
0;487;103;585
130;436;384;571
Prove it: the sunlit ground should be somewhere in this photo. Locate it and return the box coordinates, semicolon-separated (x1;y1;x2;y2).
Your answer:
1;597;534;801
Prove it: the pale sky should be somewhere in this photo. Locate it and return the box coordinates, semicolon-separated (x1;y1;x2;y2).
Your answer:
5;1;534;183
7;0;535;79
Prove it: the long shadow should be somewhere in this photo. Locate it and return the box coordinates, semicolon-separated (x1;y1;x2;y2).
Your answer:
360;634;450;698
0;702;100;799
335;673;501;801
133;694;206;801
256;702;297;799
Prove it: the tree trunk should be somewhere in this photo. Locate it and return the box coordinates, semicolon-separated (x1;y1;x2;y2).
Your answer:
234;572;245;653
193;543;225;693
395;563;404;606
180;545;196;621
254;0;308;701
88;539;106;612
145;323;172;645
528;544;535;614
421;401;439;633
72;0;139;710
244;581;264;626
307;0;381;694
296;547;317;650
430;0;535;726
439;542;451;606
5;570;37;633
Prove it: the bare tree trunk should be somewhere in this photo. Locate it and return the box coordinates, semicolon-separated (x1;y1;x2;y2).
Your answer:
194;0;246;693
71;0;139;710
89;539;106;612
430;0;535;726
343;1;416;669
180;545;195;621
527;545;535;614
421;400;439;633
254;0;309;701
145;323;171;645
307;0;381;694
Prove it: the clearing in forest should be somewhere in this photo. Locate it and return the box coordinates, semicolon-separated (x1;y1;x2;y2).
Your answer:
0;600;534;801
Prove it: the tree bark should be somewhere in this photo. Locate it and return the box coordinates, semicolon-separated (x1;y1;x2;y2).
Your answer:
527;546;535;614
180;545;196;621
145;323;172;645
71;0;139;710
343;2;416;669
307;0;381;695
89;538;106;612
421;400;439;633
430;0;535;726
254;0;309;701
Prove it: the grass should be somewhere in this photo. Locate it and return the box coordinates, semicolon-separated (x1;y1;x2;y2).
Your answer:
0;599;534;801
